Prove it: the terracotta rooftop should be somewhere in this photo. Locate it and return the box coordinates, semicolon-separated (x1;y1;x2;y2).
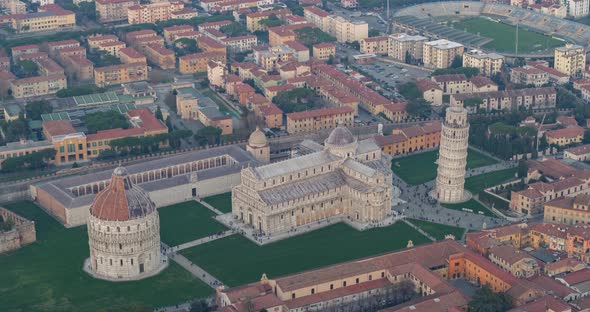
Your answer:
286;106;354;121
470;76;496;88
284;40;308;52
560;268;590;286
303;5;330;17
247;9;291;18
416;79;441;92
259;104;282;115
565;143;590;156
526;158;578;179
47;39;79;48
507;295;570;312
489;245;534;266
11;44;39;51
545;126;584;139
313;42;336;49
119;47;144;59
432;74;467;83
43;120;76;137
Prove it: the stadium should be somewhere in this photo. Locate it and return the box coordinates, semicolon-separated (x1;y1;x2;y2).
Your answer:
394;1;590;57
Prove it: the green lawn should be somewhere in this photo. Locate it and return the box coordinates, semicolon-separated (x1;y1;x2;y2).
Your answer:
181;222;430;287
392;148;498;185
442;199;496;218
464;168;518;194
406;218;465;240
449;17;564;54
0;201;212;312
159;201;227;246
203;192;232;213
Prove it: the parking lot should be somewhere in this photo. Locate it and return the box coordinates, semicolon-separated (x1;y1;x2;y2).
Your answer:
354;60;431;100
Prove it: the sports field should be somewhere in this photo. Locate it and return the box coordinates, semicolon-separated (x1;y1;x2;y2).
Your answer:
0;201;212;312
159;201;227;246
391;148;498;185
181;222;430;286
449;17;564;54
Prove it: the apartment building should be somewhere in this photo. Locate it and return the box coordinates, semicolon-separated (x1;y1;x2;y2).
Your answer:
488;245;540;278
11;44;39;62
554;44;586;78
374;121;441;156
207;60;225;88
312;42;336;61
431;74;471;94
178;51;226;74
256;104;283;129
416;79;443;106
567;0;589;18
170;7;197;19
63;55;94;81
451;87;557;113
565;144;590;161
254;45;293;71
47;39;80;57
423;39;464;69
462;50;504;76
222;35;258;53
360;36;388;55
511;66;550;87
93;62;147;87
303;6;330;29
388;33;427;63
87;34;119;49
10;74;66;98
9;8;75;33
545;126;585;146
127;1;184;24
96;40;126;57
119;47;147;64
36;58;64;76
42;120;87;164
175;87;232;134
143;44;175;69
545;194;590;226
163;25;193;43
197;36;227;53
268;23;313;46
96;0;139;23
286;106;354;134
303;6;368;43
246;9;292;32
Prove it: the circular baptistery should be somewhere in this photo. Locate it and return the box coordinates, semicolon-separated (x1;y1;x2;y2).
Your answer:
86;166;163;280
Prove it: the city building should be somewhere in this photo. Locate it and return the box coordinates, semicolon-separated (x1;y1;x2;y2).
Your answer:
567;0;589;18
94;62;148;87
416;79;443;106
0;140;54;168
286;106;354;134
388;33;427;63
119;47;147;64
554;44;586;78
86;166;164;280
510;66;550;87
312;42;336;61
42;120;87;164
545;126;585;147
127;1;184;24
232;124;393;234
96;40;126;57
488;245;540;278
256;104;283;129
222;35;258;53
434;102;469;203
175;87;232;135
374;121;441;156
96;0;139;23
163;25;193;43
470;76;499;93
462;50;504;76
178;52;226;74
268;23;314;46
143;44;175;70
8;7;75;33
423;39;464;69
88;35;119;49
565;144;590;161
11;44;39;61
246;9;292;32
544;194;590;226
360;36;388;55
450;87;557;113
303;7;368;43
10;74;67;98
207;60;226;88
431;74;471;94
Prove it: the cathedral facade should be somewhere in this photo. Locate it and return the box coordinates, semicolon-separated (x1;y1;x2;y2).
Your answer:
232;126;394;235
86;166;163;280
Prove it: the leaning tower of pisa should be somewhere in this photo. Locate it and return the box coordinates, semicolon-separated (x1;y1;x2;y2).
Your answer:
434;104;470;203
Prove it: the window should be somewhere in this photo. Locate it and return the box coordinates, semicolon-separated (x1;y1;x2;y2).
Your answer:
356;278;359;284
343;281;347;287
330;284;333;290
292;293;296;299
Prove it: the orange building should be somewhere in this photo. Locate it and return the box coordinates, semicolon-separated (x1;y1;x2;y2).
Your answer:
178;51;226;74
286;106;354;134
312;42;336;61
268;23;314;46
197;36;226;53
256;104;284;129
42;120;88;164
143;44;175;69
163;25;193;43
233;83;255;106
63;55;94;81
94;62;148;87
119;47;147;64
87;34;119;49
374;121;441;156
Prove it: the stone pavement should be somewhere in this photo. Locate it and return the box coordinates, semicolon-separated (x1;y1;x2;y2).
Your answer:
170;230;234;252
402;219;436;241
393;161;516;231
196;199;224;216
162;241;224;288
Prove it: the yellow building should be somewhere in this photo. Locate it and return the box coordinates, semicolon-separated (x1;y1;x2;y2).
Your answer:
87;34;119;49
163;25;193;43
423;39;464;69
10;8;75;33
544;194;590;225
545;126;584;146
246;9;292;32
93;62;147;87
374;121;441;156
286;106;354;134
388;33;427;63
328;15;368;43
42;120;87;164
96;40;126;57
360;36;388;55
554;44;586;78
143;44;175;70
127;1;184;24
178;51;226;74
312;42;336;61
10;74;67;98
96;0;138;23
119;47;147;64
462;50;504;76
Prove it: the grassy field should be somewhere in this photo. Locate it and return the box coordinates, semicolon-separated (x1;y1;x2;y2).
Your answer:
181;222;430;287
391;148;498;185
0;201;212;312
464;168;518;194
406;218;465;240
449;17;564;54
159;201;227;246
442;199;496;218
202;192;232;213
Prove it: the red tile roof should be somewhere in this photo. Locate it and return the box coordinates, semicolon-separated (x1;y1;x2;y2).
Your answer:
560;268;590;285
43;120;76;137
286;106;354;121
303;5;330;17
545;126;584;139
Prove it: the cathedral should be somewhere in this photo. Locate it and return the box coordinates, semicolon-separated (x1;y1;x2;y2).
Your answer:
86;166;163;280
232;125;395;235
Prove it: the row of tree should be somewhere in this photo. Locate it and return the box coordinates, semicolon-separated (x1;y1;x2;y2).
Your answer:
0;148;56;173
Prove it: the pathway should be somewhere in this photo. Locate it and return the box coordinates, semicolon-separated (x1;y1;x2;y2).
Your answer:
162;241;224;289
170;230;234;252
196;199;224;216
402;219;436;241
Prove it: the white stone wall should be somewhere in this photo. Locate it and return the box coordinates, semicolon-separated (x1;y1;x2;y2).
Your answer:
87;212;161;280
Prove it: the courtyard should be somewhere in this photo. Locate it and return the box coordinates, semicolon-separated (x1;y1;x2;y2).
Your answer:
464;167;518;194
181;222;430;287
407;218;465;240
392;148;498;185
0;201;213;312
159;201;227;246
203;192;232;214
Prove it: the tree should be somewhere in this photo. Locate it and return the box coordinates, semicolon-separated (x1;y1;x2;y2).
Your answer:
174;38;201;56
517;159;528;178
294;27;336;47
259;14;284;28
56;84;106;98
584;129;590;144
195;126;222;146
539;134;548;151
220;22;248;37
450;55;463;68
432;67;479;78
273;88;320;113
155;106;164;121
83;111;129;134
25;100;52;120
398;82;422;100
189;299;211;312
405;98;430;118
169;129;192;148
468;286;512;312
164;92;177;113
464;97;483;111
15;60;38;78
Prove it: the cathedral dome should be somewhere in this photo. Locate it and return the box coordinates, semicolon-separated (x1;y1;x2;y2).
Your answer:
325;125;356;146
248;127;268;147
90;166;156;221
